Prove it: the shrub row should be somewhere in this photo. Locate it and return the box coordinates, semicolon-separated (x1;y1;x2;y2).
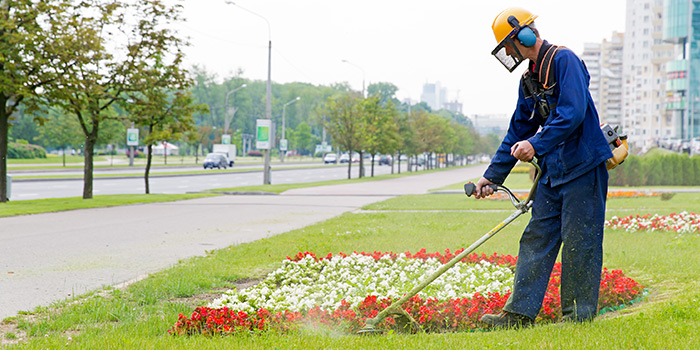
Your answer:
7;142;47;159
608;154;700;186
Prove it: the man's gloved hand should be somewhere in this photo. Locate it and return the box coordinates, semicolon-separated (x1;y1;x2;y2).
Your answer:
474;177;496;199
511;140;535;162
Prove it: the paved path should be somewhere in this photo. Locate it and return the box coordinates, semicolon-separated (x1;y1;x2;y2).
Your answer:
0;165;486;320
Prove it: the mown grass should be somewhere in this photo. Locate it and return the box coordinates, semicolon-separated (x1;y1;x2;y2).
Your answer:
3;183;700;349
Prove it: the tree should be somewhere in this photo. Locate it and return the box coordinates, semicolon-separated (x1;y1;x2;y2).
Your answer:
367;82;399;106
42;0;190;199
294;122;314;156
184;125;214;163
362;96;400;176
395;111;415;172
324;94;364;179
36;109;83;167
129;91;199;193
0;1;67;202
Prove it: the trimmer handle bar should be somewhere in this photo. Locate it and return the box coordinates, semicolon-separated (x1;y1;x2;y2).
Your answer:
463;183;498;197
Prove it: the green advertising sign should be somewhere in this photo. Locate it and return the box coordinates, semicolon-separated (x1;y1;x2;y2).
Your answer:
256;119;272;150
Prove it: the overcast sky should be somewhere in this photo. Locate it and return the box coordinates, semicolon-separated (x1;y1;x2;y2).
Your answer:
172;1;627;116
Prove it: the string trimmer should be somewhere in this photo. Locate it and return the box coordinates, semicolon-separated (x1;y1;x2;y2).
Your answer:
357;159;541;335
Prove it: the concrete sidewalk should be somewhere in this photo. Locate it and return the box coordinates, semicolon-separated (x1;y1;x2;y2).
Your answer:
0;165;486;320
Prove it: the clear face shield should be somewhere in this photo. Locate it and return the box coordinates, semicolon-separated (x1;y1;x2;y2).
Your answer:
491;36;525;72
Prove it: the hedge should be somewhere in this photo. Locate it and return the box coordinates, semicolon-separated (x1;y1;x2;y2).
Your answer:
608;154;700;186
7;142;47;159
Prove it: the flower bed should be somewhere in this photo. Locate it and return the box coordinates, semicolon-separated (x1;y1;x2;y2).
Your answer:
606;211;700;234
169;250;643;335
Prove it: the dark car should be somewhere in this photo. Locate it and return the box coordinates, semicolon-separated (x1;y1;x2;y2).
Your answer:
379;155;393;165
203;153;228;169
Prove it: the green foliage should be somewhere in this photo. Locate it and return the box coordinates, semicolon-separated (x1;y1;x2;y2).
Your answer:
609;154;700;186
36;108;83;150
7;142;47;159
38;0;194;199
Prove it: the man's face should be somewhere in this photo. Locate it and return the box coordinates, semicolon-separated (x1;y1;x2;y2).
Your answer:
505;40;523;58
504;41;515;57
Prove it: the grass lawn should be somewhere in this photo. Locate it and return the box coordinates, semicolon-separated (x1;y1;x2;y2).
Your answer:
2;182;700;348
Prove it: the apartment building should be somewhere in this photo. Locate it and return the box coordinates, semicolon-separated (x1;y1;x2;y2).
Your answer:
623;0;675;150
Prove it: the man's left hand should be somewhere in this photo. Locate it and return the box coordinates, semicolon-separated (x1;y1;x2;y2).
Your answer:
511;140;535;162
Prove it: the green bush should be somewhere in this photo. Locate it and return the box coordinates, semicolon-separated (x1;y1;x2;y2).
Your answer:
609;153;700;186
7;142;47;159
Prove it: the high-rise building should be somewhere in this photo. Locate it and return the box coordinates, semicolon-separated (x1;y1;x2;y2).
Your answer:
582;32;625;126
663;0;700;140
623;0;675;150
420;82;447;111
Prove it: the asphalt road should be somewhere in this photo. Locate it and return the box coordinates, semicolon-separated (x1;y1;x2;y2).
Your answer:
0;164;487;320
8;163;408;201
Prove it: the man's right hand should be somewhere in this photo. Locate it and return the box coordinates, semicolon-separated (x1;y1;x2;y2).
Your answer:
474;177;496;199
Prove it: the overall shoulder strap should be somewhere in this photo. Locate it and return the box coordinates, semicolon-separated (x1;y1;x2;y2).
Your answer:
537;45;566;89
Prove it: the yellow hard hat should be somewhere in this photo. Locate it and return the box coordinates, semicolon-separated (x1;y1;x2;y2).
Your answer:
492;7;538;44
491;7;538;72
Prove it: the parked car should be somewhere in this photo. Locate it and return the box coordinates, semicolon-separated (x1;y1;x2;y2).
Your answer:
379;154;393;165
323;153;338;164
410;155;426;167
203;153;228;169
351;153;360;163
690;138;700;155
339;153;350;163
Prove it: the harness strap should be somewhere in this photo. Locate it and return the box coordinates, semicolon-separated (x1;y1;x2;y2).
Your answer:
536;45;564;89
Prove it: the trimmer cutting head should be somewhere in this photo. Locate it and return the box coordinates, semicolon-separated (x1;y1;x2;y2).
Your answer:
356;325;383;335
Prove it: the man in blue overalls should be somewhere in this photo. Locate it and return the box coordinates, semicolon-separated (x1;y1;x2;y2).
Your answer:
474;7;614;328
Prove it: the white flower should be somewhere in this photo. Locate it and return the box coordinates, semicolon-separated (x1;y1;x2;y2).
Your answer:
209;254;515;313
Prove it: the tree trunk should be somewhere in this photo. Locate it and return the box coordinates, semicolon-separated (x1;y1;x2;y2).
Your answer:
371;154;375;177
82;132;98;199
0;102;8;203
145;144;153;194
397;152;401;174
358;151;364;178
347;150;352;179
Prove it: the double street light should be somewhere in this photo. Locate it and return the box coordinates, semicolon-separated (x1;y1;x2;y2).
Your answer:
224;83;247;135
280;96;300;162
224;1;273;185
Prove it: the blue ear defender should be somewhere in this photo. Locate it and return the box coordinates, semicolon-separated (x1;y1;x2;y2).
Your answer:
507;15;537;48
518;26;536;47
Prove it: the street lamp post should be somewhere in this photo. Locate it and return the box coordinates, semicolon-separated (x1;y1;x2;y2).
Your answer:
280;96;300;162
224;83;247;135
341;59;366;98
225;1;273;184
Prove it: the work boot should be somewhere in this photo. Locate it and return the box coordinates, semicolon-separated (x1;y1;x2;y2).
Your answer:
480;311;534;329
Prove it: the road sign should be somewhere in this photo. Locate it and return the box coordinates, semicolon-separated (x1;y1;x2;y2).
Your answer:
126;128;139;146
280;139;288;151
221;134;231;145
256;119;271;150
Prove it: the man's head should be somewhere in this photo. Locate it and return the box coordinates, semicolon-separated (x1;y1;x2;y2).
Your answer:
491;7;539;72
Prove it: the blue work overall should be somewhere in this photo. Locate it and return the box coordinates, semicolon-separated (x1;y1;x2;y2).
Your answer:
483;41;614;321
